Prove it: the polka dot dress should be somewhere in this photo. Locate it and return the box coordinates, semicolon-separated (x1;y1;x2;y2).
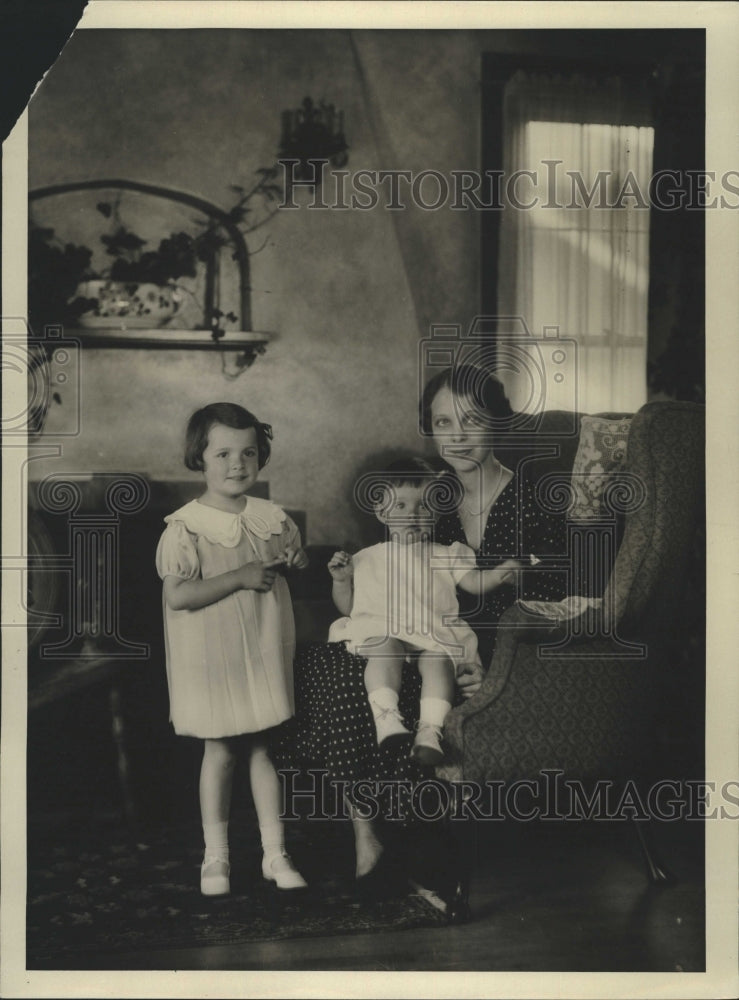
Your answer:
272;641;424;790
271;473;567;806
435;474;567;665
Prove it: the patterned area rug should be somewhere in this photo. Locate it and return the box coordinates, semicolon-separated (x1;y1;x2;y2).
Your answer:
27;813;448;966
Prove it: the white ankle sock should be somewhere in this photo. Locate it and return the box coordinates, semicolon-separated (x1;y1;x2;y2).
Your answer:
419;697;452;729
368;686;400;718
259;821;285;864
203;820;229;861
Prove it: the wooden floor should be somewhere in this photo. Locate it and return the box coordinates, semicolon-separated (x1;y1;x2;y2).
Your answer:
55;815;704;973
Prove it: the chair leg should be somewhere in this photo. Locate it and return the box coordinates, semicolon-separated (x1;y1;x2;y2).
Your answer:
633;819;674;885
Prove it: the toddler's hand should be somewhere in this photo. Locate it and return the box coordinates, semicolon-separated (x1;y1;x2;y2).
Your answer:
328;550;353;582
239;558;285;593
283;546;309;570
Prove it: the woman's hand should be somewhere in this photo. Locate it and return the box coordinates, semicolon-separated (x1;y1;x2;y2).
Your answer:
328;551;354;582
456;660;484;699
497;558;525;585
239;557;286;592
284;546;309;569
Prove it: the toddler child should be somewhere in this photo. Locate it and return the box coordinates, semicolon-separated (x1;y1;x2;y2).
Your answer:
156;402;309;895
328;457;522;765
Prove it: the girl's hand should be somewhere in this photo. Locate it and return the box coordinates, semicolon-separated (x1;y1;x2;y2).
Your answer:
283;546;309;570
328;550;353;582
239;558;285;592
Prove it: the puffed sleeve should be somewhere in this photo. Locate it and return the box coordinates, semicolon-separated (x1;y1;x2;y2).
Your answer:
281;513;303;551
155;521;200;581
447;541;478;585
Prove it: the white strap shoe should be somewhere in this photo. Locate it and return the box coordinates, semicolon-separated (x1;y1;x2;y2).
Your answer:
372;705;411;746
262;851;308;890
201;854;231;896
411;722;445;766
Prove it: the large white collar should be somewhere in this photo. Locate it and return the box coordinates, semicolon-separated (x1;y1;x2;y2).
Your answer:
164;496;286;547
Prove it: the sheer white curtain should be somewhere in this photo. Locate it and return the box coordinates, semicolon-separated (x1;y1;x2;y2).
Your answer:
497;72;654;414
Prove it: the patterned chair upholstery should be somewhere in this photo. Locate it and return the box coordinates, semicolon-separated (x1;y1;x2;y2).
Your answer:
438;401;705;916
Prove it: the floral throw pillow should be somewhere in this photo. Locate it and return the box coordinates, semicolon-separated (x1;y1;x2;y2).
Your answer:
569;415;632;519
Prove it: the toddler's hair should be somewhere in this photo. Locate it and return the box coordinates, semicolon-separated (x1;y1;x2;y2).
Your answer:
356;454;459;519
382;455;439;488
419;363;513;435
184;402;273;471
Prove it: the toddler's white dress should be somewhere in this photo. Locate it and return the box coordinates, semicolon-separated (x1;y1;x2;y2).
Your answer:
328;540;480;666
156;497;298;738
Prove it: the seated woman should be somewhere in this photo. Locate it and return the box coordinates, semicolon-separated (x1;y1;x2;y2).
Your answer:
272;364;567;882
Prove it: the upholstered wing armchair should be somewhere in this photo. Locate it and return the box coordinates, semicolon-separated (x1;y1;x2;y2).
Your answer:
440;401;705;919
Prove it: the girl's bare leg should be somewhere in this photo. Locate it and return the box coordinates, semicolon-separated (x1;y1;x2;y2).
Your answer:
199;738;237;894
200;737;236;830
248;733;307;889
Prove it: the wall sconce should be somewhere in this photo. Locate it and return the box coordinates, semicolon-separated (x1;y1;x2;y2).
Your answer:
279;96;349;184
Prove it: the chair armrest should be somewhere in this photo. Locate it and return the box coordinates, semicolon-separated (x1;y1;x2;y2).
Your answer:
445;600;609;735
441;600;656;784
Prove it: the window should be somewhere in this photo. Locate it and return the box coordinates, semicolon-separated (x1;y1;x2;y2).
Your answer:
485;64;655;414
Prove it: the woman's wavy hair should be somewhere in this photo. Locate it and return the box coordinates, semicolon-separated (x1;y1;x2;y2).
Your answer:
419;363;514;436
184;402;273;471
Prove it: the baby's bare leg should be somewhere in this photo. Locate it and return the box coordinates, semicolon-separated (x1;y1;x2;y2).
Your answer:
416;651;456;703
363;636;406;695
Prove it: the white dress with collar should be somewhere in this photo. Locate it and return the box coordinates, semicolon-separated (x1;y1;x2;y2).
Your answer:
155;497;299;738
328;540;481;666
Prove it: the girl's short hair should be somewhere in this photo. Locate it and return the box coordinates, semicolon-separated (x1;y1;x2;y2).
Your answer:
184;402;273;471
419;363;513;435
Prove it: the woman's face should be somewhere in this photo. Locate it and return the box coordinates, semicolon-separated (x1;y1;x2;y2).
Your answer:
429;384;493;473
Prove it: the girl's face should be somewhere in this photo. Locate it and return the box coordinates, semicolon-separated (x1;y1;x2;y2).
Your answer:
429;385;493;473
201;423;259;508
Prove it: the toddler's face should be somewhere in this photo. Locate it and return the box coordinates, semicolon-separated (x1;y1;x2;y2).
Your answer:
201;423;259;504
376;483;435;543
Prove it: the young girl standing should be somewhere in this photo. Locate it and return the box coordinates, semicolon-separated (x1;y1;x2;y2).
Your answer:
156;402;309;896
